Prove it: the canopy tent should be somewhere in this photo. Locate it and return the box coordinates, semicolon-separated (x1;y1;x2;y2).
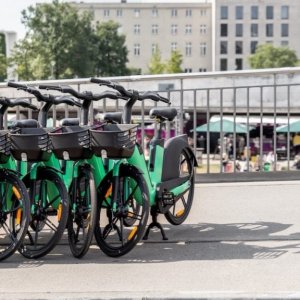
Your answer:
194;119;251;134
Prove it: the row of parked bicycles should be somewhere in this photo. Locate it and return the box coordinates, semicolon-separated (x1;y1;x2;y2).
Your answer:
0;78;197;261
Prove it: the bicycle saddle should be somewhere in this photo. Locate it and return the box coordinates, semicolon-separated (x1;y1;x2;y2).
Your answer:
149;107;177;122
103;112;123;124
11;119;39;129
60;118;80;127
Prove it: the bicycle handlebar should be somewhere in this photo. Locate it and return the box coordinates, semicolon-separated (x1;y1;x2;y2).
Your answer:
38;84;126;101
0;97;38;110
90;77;170;104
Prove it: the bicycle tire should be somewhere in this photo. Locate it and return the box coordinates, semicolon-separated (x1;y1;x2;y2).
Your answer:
68;167;97;258
0;170;30;261
19;167;69;259
94;164;149;257
164;148;195;225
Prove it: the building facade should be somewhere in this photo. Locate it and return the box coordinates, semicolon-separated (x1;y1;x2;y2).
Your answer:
73;1;212;74
213;0;300;71
73;0;300;73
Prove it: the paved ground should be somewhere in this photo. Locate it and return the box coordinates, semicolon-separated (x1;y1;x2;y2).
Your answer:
1;181;300;299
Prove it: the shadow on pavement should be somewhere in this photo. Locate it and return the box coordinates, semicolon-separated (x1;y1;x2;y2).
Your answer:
2;221;300;268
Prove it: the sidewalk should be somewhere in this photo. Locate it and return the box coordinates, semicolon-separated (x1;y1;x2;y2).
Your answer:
1;181;300;299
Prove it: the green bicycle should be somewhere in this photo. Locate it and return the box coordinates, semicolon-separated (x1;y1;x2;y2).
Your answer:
37;83;150;257
0;97;36;261
91;78;197;240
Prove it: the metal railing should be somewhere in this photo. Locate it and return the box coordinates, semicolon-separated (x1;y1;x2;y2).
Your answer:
2;67;300;177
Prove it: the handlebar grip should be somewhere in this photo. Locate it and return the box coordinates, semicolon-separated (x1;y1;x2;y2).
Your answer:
90;78;112;85
39;84;62;91
7;81;28;89
158;96;170;104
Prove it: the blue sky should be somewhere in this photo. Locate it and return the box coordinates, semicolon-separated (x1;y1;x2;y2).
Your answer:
0;0;199;39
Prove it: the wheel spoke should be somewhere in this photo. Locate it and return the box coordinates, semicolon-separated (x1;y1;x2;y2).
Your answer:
2;222;17;245
44;217;58;232
34;220;40;249
124;184;138;206
45;195;60;209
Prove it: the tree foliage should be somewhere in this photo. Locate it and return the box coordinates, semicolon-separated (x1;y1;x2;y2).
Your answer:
249;44;298;69
9;0;129;80
165;50;183;73
0;34;6;81
148;49;165;74
94;21;129;76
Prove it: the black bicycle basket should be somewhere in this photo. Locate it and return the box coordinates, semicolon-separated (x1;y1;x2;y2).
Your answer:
90;124;137;158
10;128;52;162
49;125;92;160
0;130;10;164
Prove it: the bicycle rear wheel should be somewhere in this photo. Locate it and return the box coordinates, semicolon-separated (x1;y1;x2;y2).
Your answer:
68;167;97;258
94;165;149;257
164;148;195;225
0;170;30;261
19;168;69;259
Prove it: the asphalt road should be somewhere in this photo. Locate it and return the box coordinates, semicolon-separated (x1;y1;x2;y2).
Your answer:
2;181;300;299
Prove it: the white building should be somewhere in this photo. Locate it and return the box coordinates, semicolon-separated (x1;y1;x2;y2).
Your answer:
73;0;300;73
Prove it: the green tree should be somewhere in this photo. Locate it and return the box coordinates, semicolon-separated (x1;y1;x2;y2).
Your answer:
94;21;129;76
249;44;298;69
148;49;165;74
165;50;183;73
0;33;6;81
10;0;95;80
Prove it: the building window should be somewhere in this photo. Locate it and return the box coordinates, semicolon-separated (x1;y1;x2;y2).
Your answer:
251;6;259;19
200;24;207;34
134;44;140;56
220;6;228;19
185;25;192;34
266;6;273;19
220;24;228;37
266;24;273;37
236;6;243;19
186;9;192;17
281;6;289;19
199;68;207;72
200;9;207;16
281;40;289;47
281;24;289;37
171;24;178;35
134;24;140;35
235;41;243;54
134;9;140;18
185;68;192;73
171;42;177;51
236;24;243;37
116;9;122;17
220;59;227;71
152;24;158;35
220;41;227;54
251;41;258;54
200;43;207;56
235;59;243;70
104;9;110;17
152;8;158;17
152;44;158;54
251;24;258;37
185;42;192;56
171;9;177;17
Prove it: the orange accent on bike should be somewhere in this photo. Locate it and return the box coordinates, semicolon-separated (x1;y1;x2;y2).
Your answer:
128;226;137;241
176;209;185;217
12;186;21;199
57;204;62;221
105;185;112;198
15;208;22;225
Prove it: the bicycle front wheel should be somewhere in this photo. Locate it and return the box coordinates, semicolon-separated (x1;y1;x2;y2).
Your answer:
94;165;149;257
20;168;69;259
0;170;30;261
68;167;97;258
